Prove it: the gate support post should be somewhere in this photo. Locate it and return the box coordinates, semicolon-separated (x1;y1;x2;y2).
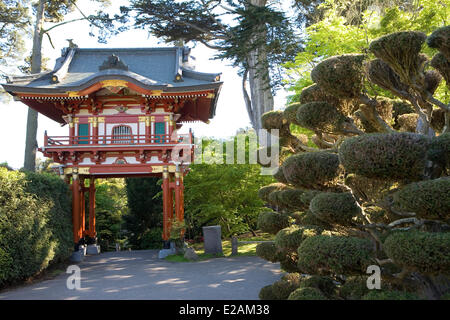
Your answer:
71;171;81;249
88;177;96;240
162;166;170;242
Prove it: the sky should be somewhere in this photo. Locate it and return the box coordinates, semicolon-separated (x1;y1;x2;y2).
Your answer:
0;0;289;169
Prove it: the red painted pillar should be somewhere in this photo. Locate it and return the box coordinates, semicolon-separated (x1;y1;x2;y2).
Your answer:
162;166;170;241
174;170;181;221
72;172;81;245
88;177;96;238
80;178;86;237
175;169;185;238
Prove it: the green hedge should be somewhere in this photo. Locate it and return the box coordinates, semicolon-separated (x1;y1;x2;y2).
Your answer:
339;132;430;180
0;168;72;286
392;177;450;219
383;231;450;274
256;242;280;263
297;235;374;275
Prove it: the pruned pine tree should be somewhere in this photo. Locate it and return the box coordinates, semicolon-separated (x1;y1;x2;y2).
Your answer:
257;28;450;300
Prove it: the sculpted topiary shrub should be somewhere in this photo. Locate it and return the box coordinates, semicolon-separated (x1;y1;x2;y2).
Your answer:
271;273;302;299
392;177;450;219
296;101;354;134
309;192;361;226
297;235;374;275
256;242;280;263
256;210;290;234
363;290;420;300
384;231;450;274
288;287;327;300
298;275;336;298
257;27;450;299
311;54;365;99
259;285;278;300
339;133;430;180
281;151;341;189
428;133;450;170
339;276;370;300
275;225;322;251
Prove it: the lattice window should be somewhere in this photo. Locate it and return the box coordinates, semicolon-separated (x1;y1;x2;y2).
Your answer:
112;125;132;144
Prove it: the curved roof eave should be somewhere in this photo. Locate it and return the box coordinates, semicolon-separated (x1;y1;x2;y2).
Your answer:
2;71;223;96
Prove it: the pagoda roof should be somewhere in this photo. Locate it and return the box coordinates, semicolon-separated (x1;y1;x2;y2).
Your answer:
3;46;222;94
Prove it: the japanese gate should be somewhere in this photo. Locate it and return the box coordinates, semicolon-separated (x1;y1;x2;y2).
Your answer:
2;46;222;252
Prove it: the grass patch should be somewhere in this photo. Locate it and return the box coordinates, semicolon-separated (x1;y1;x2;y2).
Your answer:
165;231;275;262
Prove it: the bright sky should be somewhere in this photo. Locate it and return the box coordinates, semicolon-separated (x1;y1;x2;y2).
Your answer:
0;0;289;169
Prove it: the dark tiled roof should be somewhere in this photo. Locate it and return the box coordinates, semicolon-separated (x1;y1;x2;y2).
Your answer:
3;46;222;94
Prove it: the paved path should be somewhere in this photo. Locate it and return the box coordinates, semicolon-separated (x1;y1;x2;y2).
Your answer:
0;250;282;300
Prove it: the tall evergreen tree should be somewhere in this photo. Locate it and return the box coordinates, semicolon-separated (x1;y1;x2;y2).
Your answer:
122;0;302;131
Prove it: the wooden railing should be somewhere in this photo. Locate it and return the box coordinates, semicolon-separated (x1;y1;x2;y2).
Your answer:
44;132;193;147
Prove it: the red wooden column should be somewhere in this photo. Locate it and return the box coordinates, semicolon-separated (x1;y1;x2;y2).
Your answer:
80;178;86;237
88;177;96;239
71;172;82;246
175;168;185;238
162;166;170;241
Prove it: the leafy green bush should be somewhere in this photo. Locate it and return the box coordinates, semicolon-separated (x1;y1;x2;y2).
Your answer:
0;168;72;287
339;132;430;180
363;290;420;300
310;192;360;226
259;284;278;300
272;273;302;299
297;235;374;275
392;177;450;219
282;151;341;189
339;276;370;300
257;210;290;234
288;287;327;300
275;225;321;250
384;231;450;274
256;242;280;263
299;275;336;298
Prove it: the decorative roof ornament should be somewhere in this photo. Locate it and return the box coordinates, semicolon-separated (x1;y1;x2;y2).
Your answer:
99;54;129;71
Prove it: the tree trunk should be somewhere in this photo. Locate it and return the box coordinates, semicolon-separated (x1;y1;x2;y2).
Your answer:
23;0;45;171
244;0;274;133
